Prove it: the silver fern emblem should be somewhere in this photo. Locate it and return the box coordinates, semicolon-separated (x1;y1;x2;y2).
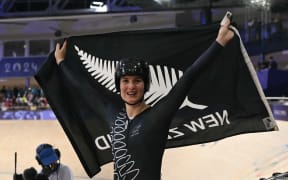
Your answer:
74;45;207;110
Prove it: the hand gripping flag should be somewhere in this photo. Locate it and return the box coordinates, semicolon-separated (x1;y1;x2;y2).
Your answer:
35;23;278;177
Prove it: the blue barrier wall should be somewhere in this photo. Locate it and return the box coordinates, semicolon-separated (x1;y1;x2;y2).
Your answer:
270;103;288;121
257;69;288;96
0;110;56;120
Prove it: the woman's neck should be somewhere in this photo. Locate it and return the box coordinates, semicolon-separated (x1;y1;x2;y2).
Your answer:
125;102;149;120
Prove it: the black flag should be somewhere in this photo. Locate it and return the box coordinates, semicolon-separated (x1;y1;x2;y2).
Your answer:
35;24;278;178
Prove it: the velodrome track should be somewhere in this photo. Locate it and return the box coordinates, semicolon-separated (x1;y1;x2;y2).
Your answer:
0;120;287;180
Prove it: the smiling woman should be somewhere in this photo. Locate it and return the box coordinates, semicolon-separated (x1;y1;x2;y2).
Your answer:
51;14;237;179
119;75;146;105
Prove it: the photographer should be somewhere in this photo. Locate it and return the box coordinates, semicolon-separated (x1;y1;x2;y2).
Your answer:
35;143;73;180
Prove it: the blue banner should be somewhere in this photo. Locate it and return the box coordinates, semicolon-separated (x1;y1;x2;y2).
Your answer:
0;109;56;120
270;104;288;121
257;69;288;96
0;56;46;77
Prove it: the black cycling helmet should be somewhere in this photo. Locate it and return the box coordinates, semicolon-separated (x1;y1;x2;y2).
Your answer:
115;58;150;92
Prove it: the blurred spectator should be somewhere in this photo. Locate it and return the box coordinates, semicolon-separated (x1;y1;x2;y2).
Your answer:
36;144;74;180
255;19;262;41
1;86;7;95
246;18;265;42
257;56;279;71
270;14;283;40
258;60;270;70
269;56;278;70
0;86;49;111
247;18;256;41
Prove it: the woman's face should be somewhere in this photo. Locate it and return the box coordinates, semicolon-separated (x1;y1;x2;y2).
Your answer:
120;75;145;105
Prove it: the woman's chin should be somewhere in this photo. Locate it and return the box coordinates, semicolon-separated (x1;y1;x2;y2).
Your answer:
124;98;143;106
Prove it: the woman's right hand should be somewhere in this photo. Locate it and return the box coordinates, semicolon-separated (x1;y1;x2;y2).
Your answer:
216;12;234;47
54;40;67;65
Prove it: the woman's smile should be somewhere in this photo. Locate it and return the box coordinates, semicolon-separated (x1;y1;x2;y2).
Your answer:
120;75;145;105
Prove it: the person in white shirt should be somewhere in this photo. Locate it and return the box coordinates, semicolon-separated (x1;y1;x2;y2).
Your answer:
35;143;73;180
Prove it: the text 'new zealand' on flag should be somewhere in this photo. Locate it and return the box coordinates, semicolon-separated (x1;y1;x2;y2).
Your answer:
35;23;278;178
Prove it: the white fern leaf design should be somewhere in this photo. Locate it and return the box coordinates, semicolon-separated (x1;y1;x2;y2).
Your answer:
146;65;207;109
74;45;207;110
74;45;117;92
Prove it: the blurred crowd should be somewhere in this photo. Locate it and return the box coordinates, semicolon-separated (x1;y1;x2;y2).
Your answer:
257;56;279;71
0;86;49;111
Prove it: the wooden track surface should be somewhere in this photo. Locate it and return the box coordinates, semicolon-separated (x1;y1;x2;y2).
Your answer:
0;120;287;180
